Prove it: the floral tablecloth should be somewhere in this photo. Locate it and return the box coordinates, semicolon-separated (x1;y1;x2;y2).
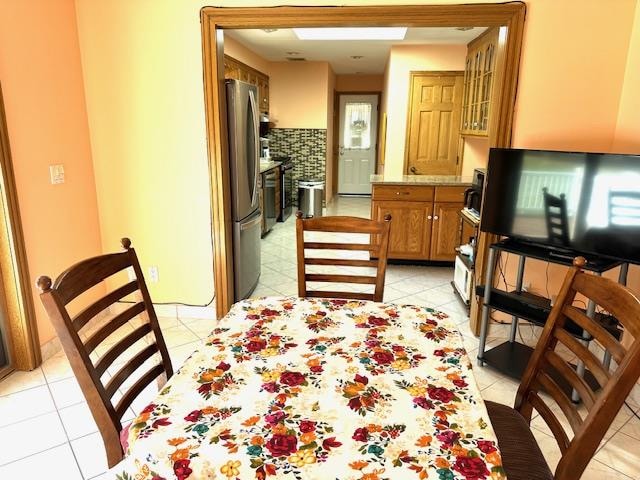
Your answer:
111;297;506;480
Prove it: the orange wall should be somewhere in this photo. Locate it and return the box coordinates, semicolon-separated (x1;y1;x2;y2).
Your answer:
335;74;384;92
269;61;332;129
224;34;271;75
0;0;102;346
383;44;467;177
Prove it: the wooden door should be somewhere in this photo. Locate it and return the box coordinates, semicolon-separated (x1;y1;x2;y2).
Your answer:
372;200;432;260
406;72;463;175
430;202;463;261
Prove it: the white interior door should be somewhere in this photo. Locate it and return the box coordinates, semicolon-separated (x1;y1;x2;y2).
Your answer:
338;94;378;195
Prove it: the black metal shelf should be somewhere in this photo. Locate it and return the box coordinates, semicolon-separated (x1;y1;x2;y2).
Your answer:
480;341;601;397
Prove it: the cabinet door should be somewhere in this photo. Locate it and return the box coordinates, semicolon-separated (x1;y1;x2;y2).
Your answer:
430;202;463;261
262;80;270;113
372;201;432;260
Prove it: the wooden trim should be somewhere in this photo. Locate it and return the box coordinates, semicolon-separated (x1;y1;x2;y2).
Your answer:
403;70;465;175
0;81;41;370
201;3;526;319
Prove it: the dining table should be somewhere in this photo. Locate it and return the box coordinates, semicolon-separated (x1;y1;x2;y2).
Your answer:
109;296;506;480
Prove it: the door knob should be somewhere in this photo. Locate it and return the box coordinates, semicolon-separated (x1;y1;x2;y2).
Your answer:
427;215;433;220
434;215;439;220
410;166;418;174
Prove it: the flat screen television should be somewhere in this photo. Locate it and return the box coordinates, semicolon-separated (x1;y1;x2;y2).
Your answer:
481;148;640;264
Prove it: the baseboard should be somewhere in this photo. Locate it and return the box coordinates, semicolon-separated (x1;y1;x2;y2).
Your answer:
40;336;62;361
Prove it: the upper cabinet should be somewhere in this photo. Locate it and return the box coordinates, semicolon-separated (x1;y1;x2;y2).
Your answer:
461;28;498;137
223;55;270;114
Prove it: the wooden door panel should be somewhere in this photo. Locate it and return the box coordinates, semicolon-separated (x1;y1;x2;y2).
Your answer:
406;73;463;175
372;201;431;260
430;202;463;261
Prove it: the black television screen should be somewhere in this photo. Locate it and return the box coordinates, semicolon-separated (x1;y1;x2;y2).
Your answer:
481;148;640;264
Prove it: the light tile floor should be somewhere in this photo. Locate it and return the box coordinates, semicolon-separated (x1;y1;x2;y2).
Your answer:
0;196;638;479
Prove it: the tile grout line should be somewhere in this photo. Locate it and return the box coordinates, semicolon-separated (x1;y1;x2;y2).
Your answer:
43;375;86;478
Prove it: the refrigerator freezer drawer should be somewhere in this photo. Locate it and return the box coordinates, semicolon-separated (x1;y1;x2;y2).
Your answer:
233;210;262;302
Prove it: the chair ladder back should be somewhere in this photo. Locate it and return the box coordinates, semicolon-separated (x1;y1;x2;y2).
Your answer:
36;238;173;468
296;213;392;302
513;257;640;480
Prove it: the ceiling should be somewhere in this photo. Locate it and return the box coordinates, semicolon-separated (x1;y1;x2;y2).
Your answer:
225;27;487;74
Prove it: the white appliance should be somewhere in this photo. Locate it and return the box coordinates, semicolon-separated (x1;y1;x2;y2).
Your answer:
226;79;261;301
453;255;473;304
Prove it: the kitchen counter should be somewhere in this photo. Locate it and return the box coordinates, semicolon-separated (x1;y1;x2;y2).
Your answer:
259;160;281;173
370;173;472;186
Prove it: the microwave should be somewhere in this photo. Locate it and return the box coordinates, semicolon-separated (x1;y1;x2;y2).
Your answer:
464;168;485;215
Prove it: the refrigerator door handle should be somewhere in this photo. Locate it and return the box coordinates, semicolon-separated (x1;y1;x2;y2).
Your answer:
248;89;260;209
240;212;262;231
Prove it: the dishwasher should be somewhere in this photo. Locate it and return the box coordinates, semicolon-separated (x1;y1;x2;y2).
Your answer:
262;169;277;234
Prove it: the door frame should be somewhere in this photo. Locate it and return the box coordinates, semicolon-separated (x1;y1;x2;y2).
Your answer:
0;82;41;374
201;3;526;320
333;91;382;198
403;70;465;176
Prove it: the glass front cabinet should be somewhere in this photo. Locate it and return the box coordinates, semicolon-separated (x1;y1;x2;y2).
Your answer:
461;28;499;137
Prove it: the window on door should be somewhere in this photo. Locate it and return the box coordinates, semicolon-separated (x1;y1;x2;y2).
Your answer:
343;102;372;149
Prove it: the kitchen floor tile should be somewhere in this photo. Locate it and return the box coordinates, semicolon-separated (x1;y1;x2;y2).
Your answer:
0;384;57;428
0;443;83;479
0;368;46;396
70;432;109;479
0;411;67;465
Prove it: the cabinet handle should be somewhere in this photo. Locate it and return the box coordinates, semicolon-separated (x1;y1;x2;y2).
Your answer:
434;215;439;220
395;191;409;196
427;215;433;220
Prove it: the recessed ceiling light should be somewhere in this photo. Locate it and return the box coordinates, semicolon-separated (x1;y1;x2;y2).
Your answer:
293;27;407;41
456;27;474;31
350;56;364;60
286;51;301;55
262;29;278;33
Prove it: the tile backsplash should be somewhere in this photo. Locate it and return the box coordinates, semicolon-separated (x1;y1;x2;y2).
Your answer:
267;128;326;205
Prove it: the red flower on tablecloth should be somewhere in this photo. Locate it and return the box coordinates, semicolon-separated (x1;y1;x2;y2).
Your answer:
436;430;461;448
195;367;245;400
476;440;498;454
130;403;172;440
246;339;267;352
352;427;369;442
265;433;298;457
265;410;287;425
299;420;316;433
304;310;337;332
452;455;491;480
280;371;306;386
173;459;192;480
372;350;394;365
427;386;455;403
412;397;435;410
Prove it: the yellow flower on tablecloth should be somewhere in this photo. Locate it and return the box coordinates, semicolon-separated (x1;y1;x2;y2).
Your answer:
261;371;280;382
407;386;426;397
220;460;241;478
261;347;279;357
391;359;411;370
288;449;316;467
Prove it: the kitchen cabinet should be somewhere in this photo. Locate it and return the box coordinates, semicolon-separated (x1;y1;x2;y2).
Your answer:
224;55;270;114
371;184;466;261
460;27;498;136
259;164;281;236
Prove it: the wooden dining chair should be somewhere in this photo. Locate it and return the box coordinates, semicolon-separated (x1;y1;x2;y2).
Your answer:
295;212;392;302
36;238;173;468
485;257;640;480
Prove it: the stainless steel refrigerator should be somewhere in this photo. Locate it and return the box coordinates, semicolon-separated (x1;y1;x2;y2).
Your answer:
226;79;261;301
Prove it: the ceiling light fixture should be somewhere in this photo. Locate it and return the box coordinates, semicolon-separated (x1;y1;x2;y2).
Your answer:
293;27;407;41
350;55;364;60
456;27;474;31
285;51;301;55
262;28;278;33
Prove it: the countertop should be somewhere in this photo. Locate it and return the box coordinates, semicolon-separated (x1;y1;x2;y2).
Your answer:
370;174;472;186
259;160;281;173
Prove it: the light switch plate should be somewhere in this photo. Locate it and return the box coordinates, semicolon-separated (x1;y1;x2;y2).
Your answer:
49;164;65;184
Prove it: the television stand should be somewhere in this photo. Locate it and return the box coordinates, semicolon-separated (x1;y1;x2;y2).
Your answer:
476;238;627;402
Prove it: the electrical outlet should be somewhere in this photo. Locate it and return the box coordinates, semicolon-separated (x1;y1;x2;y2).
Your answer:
149;266;159;283
49;164;65;184
127;267;136;282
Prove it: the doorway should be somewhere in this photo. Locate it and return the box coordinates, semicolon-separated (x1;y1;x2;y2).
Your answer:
338;94;379;195
201;4;526;319
405;72;464;175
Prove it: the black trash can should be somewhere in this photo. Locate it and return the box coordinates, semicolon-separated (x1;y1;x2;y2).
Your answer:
298;179;324;218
